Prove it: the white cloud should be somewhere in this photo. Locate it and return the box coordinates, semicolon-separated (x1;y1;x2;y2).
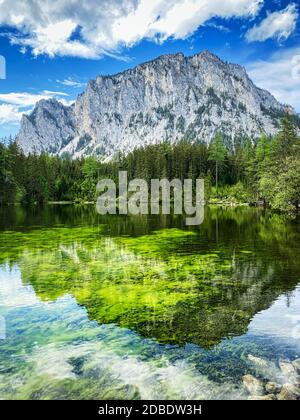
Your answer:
0;0;263;58
0;90;72;124
0;91;68;107
0;268;41;306
206;22;231;33
246;46;300;111
246;3;298;42
59;98;76;107
57;78;86;89
0;104;23;124
42;90;69;96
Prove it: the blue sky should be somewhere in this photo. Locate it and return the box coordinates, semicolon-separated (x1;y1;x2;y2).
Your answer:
0;0;299;139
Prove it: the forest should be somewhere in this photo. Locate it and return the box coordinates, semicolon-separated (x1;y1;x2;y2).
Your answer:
0;115;299;214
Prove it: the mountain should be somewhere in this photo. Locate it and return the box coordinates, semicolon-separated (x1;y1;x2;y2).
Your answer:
16;51;294;158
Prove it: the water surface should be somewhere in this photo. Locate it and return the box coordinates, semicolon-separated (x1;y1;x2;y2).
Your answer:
0;206;300;399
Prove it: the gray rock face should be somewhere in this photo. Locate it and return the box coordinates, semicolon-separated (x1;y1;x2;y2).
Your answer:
17;51;294;158
17;99;76;155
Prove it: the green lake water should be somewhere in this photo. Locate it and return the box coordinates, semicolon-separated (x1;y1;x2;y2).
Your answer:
0;205;300;400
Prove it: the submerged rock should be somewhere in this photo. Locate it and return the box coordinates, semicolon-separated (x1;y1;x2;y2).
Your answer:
248;355;270;370
277;384;300;400
248;394;275;400
292;359;300;373
265;382;282;394
279;360;299;385
242;375;264;396
243;357;300;400
247;354;278;381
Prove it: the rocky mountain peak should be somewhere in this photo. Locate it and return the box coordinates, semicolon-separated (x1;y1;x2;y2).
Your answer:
16;50;294;158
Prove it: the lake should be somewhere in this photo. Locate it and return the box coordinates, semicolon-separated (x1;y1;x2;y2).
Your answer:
0;205;300;399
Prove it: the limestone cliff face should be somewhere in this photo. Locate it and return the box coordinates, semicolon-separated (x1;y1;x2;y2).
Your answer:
17;99;76;155
17;51;292;158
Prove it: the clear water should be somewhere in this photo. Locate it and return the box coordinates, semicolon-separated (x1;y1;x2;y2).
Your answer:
0;205;300;400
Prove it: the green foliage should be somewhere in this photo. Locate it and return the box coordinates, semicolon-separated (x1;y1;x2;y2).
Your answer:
228;182;252;203
208;133;227;164
208;133;227;192
0;142;16;204
258;116;300;213
2;205;300;400
260;154;300;213
0;114;299;213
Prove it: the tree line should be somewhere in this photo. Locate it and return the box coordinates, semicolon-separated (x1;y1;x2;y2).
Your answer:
0;116;299;213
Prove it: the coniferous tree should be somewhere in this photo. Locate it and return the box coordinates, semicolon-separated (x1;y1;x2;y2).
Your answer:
0;117;298;213
208;134;227;193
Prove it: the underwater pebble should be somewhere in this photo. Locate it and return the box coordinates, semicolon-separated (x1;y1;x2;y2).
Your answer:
242;374;264;396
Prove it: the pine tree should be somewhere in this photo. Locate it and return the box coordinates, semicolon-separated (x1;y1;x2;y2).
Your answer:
208;134;227;193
